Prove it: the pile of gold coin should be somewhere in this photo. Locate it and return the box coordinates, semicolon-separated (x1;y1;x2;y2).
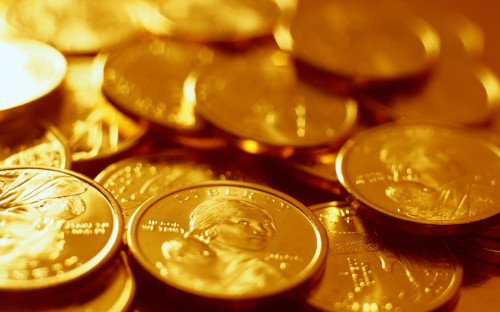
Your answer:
1;0;499;311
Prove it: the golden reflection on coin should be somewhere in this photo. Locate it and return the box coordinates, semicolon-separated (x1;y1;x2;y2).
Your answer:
55;56;148;163
410;3;484;59
274;0;440;83
194;50;357;156
308;201;463;312
127;181;327;303
336;122;500;235
95;149;267;224
0;38;66;121
362;59;500;125
141;0;280;43
0;166;123;290
6;0;140;54
0;119;70;169
102;38;224;133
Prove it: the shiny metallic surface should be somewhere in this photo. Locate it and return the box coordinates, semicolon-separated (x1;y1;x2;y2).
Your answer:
308;201;463;312
0;167;123;290
95;149;267;224
194;49;358;154
0;119;70;169
336;122;500;234
127;181;327;302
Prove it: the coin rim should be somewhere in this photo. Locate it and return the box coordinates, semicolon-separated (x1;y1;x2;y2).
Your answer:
0;165;124;291
127;180;328;301
335;121;500;232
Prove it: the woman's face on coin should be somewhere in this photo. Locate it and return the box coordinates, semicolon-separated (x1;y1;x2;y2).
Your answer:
212;206;275;251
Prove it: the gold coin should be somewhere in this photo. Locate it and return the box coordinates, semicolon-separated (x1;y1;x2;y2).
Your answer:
361;59;500;125
95;149;267;224
6;0;140;54
0;166;123;291
194;50;358;157
127;181;327;305
410;3;484;59
336;122;500;235
275;0;440;84
55;56;148;163
0;38;66;121
102;38;224;133
140;0;280;43
0;252;135;311
0;119;70;169
308;201;463;312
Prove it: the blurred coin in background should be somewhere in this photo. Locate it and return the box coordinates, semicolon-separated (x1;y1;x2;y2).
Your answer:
5;0;141;54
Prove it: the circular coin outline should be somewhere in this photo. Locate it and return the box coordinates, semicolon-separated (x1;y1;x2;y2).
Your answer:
127;180;328;301
0;166;124;291
335;121;500;235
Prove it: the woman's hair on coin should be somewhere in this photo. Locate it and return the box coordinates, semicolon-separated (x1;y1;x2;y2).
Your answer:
188;198;276;234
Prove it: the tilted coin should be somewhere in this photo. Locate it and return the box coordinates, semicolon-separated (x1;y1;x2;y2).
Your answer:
54;56;148;163
141;0;280;43
0;166;123;291
194;49;358;157
274;0;440;89
127;181;327;308
95;148;267;224
307;201;463;312
0;118;70;169
6;0;140;54
360;58;500;126
0;38;66;122
336;122;500;235
102;38;226;133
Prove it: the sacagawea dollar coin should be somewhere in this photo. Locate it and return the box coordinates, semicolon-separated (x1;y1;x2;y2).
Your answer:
336;122;500;235
127;181;327;305
307;201;463;312
0;166;123;291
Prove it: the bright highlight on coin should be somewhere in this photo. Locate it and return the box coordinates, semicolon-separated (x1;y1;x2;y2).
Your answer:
0;38;66;114
6;0;139;54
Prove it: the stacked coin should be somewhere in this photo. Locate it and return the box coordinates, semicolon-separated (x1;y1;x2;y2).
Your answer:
1;0;499;311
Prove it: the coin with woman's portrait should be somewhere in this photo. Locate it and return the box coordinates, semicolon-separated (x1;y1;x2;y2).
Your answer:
127;181;327;305
0;166;123;291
